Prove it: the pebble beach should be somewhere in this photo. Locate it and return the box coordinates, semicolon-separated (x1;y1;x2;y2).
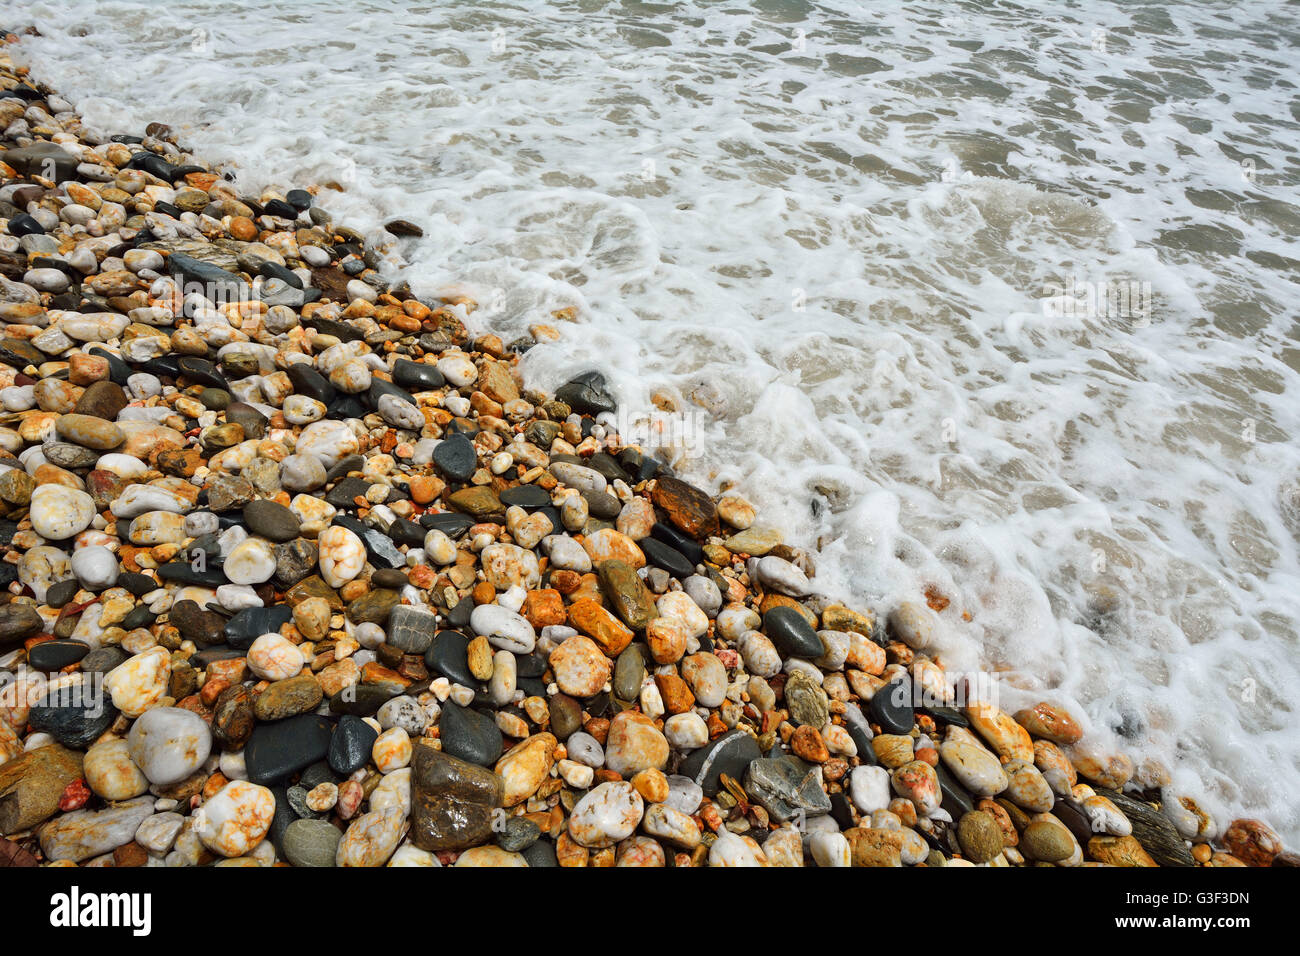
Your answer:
0;32;1292;871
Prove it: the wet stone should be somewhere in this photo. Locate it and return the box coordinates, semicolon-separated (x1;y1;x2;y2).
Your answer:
763;605;823;659
870;678;915;735
678;729;761;797
243;499;300;541
244;714;334;785
549;693;583;740
225;605;294;650
410;743;503;852
27;640;90;671
499;484;550;509
745;756;832;823
433;433;477;483
328;684;399;716
641;538;694;578
438;703;503;767
170;599;227;647
29;694;119;749
424;629;476;686
388;604;437;654
497;816;541;853
347;589;400;625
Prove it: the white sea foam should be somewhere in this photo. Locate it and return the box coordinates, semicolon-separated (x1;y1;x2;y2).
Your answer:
11;0;1300;842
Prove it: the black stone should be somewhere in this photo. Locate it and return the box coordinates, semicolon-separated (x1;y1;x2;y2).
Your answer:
176;356;229;390
678;729;761;797
843;704;876;764
326;477;372;510
225;605;294;650
499;485;550;509
387;516;425;549
27;640;90;671
367;377;416;412
438;703;502;767
121;606;154;630
650;522;705;565
516;676;547;698
299;761;339;791
640;538;694;578
829;791;856;830
583;489;622;520
157;558;227;588
189;646;246;670
244;714;334;785
243;499;300;541
424;630;477;687
29;694;119;749
268;786;295;857
555;372;616;416
762;606;822;659
287;363;336;405
584;452;631;486
125;151;176;181
432;433;476;483
920;704;969;728
328;715;378;776
515;650;547;679
167;252;247;301
263;198;297;219
7;213;44;237
392;358;444;392
446;596;473;629
328;684;399;716
497;816;540;853
44;578;79;609
869;678;916;735
325;454;365;483
936;761;975;818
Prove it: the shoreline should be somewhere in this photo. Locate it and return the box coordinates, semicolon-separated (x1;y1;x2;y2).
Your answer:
0;36;1290;867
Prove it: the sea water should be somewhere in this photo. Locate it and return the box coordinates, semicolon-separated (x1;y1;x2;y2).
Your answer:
10;0;1300;842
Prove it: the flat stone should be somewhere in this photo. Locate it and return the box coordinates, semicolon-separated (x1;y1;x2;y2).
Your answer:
763;605;823;659
244;714;334;785
283;818;342;867
328;715;379;776
433;433;477;483
438;703;502;767
641;538;694;578
650;475;718;538
225;604;294;650
410;743;503;852
424;629;477;687
388;604;437;654
745;756;832;823
243;499;300;541
677;729;761;797
870;678;916;735
0;744;84;833
29;691;119;749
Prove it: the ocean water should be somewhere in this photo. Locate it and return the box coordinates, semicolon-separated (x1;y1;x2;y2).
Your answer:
9;0;1300;842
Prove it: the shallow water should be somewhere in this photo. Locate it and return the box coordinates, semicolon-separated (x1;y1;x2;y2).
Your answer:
10;0;1300;841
